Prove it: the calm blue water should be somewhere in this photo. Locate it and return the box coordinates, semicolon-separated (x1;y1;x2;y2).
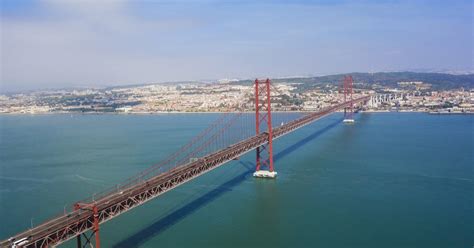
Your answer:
0;113;472;248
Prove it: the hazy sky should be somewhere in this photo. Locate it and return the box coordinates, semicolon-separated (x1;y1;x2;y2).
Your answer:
1;0;473;92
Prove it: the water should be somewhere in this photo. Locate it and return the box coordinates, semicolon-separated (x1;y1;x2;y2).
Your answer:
0;113;472;248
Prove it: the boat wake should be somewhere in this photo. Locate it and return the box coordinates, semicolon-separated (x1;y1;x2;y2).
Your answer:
74;174;105;185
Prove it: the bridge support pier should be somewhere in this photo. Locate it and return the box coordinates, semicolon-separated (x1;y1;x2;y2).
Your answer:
76;234;82;248
253;78;277;179
342;75;355;123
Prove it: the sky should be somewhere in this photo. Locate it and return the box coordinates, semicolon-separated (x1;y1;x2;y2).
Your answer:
1;0;473;92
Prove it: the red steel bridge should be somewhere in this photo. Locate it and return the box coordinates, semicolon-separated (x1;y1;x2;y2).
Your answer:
2;76;369;248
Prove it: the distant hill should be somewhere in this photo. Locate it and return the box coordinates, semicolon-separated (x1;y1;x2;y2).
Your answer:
233;72;474;91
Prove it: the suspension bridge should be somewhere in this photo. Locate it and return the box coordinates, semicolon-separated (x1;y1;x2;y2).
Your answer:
3;76;372;248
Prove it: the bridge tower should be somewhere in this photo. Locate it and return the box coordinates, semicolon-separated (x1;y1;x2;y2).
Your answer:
253;78;277;178
74;203;100;248
342;75;354;123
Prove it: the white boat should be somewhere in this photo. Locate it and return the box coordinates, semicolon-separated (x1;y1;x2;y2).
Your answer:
343;119;355;123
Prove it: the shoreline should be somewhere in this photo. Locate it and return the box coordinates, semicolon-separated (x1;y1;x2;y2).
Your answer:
1;110;472;115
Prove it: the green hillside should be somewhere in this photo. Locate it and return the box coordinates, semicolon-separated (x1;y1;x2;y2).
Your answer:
233;72;474;91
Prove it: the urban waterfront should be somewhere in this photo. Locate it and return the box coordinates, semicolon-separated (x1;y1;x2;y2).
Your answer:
0;113;472;248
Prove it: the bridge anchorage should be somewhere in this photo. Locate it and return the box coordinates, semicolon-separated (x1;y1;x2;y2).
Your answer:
253;78;277;179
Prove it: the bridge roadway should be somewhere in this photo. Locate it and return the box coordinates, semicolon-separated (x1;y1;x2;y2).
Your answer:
1;96;369;248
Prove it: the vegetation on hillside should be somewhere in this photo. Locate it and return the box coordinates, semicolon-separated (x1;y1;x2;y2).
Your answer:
232;72;474;91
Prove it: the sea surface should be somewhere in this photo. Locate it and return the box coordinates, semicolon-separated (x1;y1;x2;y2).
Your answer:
0;113;472;248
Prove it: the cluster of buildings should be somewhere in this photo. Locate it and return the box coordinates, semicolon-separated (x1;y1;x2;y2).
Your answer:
0;81;472;114
363;88;473;113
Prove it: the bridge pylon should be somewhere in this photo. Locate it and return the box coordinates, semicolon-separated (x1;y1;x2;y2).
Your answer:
342;75;355;123
73;203;100;248
253;78;277;178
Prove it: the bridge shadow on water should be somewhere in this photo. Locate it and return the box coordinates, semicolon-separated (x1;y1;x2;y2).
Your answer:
274;118;343;162
113;118;343;248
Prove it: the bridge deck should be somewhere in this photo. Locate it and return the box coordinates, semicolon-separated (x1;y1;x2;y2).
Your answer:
1;96;369;248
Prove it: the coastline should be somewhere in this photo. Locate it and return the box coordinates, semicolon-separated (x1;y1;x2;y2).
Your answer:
1;110;472;115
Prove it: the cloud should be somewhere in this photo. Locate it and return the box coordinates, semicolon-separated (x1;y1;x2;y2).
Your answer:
1;0;204;91
1;0;472;92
